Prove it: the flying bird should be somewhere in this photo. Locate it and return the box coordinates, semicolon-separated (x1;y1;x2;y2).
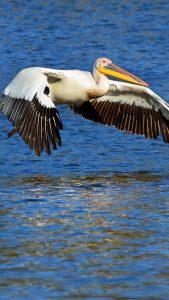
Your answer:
0;57;169;156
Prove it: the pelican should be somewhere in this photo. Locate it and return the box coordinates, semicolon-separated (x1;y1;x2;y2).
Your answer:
0;57;169;156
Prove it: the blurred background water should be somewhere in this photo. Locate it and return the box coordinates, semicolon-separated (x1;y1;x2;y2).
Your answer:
0;0;169;299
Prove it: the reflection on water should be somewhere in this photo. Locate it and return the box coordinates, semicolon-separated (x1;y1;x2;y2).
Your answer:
1;172;169;297
0;170;167;203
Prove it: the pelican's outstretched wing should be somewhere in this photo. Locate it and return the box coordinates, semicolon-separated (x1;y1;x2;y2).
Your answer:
70;81;169;143
0;67;63;156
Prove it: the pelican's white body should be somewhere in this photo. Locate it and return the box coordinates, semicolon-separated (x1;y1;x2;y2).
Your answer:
4;67;97;106
3;66;169;118
49;70;96;104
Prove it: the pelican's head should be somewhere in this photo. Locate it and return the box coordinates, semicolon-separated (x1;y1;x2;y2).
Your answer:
94;57;148;87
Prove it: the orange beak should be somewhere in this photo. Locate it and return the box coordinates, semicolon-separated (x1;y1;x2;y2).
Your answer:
98;63;149;87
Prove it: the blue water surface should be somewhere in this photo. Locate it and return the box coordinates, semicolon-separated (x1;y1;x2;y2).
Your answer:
0;0;169;299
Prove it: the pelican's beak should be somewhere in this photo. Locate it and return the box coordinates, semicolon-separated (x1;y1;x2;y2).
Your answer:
98;63;149;87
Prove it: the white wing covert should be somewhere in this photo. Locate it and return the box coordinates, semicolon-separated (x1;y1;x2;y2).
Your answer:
71;81;169;143
0;68;63;156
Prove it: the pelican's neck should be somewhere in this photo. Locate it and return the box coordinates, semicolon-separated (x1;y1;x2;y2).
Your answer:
92;67;109;97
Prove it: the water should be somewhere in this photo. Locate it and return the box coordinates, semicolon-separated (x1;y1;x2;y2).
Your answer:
0;0;169;298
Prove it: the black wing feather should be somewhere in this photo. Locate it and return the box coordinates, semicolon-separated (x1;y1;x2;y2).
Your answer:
70;99;169;143
0;94;63;156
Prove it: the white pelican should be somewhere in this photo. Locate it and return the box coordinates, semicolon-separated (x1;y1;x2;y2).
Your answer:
0;57;169;156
